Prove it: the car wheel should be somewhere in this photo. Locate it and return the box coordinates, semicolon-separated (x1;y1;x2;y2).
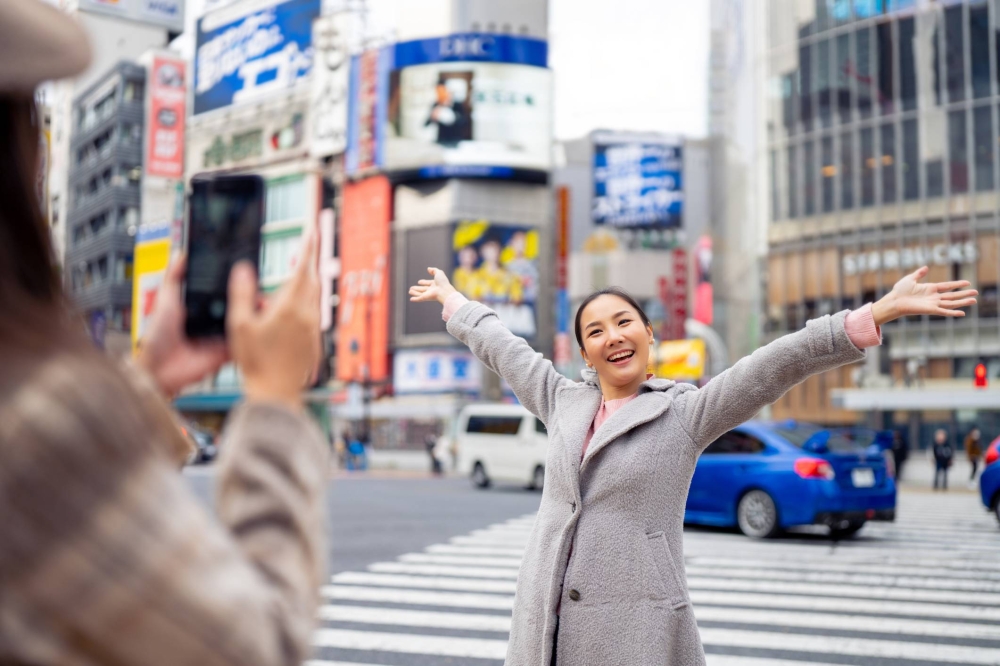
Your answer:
530;465;545;491
737;490;781;539
472;462;490;489
829;520;866;540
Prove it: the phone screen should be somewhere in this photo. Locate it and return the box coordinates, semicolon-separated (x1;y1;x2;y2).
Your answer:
184;174;264;338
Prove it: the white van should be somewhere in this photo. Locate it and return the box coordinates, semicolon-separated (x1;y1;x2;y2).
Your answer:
456;403;548;490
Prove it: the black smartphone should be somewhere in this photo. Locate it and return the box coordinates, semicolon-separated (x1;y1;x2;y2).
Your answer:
184;174;265;339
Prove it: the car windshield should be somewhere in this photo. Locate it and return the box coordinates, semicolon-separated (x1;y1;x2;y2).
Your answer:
772;423;868;453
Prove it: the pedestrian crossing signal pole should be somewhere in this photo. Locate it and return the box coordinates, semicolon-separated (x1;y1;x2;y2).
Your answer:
974;362;988;388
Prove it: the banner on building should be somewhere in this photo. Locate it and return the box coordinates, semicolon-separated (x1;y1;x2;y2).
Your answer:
345;46;392;175
452;221;538;338
593;136;683;228
78;0;184;32
656;338;705;381
146;55;186;178
336;176;391;382
194;0;320;115
393;349;482;394
310;13;350;158
131;224;172;354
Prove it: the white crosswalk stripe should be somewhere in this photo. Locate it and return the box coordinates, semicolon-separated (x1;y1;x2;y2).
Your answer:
312;491;1000;665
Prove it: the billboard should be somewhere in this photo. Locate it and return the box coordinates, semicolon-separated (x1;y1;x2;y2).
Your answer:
393;349;482;394
345;47;392;174
336;176;391;382
593;140;683;228
78;0;184;32
194;0;321;116
310;14;350;158
656;339;705;381
131;224;172;354
452;221;538;338
145;55;186;179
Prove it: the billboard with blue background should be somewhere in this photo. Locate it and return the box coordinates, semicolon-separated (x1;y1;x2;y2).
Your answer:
593;140;683;228
194;0;320;116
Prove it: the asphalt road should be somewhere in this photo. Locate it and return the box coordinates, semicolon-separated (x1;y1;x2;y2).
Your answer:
184;467;1000;666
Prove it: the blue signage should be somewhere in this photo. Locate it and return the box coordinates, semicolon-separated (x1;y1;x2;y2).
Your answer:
345;46;393;174
194;0;321;115
593;142;683;228
394;33;548;69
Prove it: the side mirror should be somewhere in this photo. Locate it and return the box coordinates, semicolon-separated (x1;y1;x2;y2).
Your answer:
803;431;830;454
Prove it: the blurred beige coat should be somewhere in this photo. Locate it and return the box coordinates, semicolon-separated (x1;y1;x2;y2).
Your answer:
0;347;330;665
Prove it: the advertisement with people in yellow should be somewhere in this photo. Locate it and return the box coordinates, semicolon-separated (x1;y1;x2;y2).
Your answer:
655;338;706;381
131;224;172;355
452;220;538;337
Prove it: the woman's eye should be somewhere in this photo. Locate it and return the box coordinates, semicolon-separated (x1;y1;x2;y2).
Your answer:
619;319;631;326
588;329;601;337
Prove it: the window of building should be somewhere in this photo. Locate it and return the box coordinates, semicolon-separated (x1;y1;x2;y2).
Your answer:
861;127;875;206
800;42;814;132
948;109;969;193
782;72;798;134
787;144;798;218
822;136;835;212
89;212;109;237
265;177;307;224
261;233;303;283
96;256;108;281
818;38;833;128
840;131;854;209
926;156;944;198
115;254;133;281
836;33;852;125
72;224;86;246
877;20;894;115
771;150;781;220
980;285;998;319
881;123;897;203
123;81;144;102
899;17;917;111
902;118;919;200
804;140;817;216
970;3;990;99
856;26;873;119
946;4;966;103
974;105;994;191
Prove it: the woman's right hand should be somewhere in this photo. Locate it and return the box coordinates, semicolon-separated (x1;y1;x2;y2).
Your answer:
227;226;320;413
408;267;458;305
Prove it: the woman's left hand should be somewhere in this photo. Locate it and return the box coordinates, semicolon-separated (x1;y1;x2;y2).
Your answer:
871;266;979;326
136;254;229;398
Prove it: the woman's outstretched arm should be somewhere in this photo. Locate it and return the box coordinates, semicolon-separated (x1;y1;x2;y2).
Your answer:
673;266;978;452
410;267;569;424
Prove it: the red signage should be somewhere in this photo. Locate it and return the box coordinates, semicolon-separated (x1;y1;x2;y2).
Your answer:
556;186;569;290
665;248;688;341
336;176;391;383
146;56;186;179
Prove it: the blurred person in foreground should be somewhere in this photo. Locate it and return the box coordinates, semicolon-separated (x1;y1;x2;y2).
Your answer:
932;428;955;491
965;427;983;487
0;2;329;664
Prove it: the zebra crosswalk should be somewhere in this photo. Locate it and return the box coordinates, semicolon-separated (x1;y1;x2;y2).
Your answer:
310;491;1000;665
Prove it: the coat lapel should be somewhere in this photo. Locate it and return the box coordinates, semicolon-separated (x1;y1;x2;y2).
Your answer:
579;375;677;473
559;387;602;486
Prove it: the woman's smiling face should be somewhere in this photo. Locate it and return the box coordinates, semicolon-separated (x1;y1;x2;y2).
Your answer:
578;294;654;389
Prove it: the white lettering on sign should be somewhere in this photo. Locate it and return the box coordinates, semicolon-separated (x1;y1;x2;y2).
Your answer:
842;242;978;276
439;35;496;59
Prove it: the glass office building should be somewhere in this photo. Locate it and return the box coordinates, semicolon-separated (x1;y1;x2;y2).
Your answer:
765;0;1000;434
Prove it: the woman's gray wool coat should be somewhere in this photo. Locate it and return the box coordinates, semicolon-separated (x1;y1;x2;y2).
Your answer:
446;301;867;666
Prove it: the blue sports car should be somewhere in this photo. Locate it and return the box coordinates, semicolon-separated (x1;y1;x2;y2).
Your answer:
980;438;1000;526
685;421;897;539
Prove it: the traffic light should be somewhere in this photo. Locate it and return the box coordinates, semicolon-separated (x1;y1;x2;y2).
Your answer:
975;363;988;388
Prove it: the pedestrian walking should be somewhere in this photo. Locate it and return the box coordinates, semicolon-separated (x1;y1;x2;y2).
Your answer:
932;429;955;490
965;427;983;486
0;5;329;663
891;429;910;481
409;264;976;665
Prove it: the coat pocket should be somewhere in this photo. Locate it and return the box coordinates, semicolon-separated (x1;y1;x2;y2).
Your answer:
645;531;689;609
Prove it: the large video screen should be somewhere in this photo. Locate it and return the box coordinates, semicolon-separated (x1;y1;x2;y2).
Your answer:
387;62;552;173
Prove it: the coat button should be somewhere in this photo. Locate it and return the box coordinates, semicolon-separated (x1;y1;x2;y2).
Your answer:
570;502;577;512
568;589;581;601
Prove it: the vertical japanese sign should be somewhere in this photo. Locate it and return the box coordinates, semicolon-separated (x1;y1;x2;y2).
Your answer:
665;248;688;341
310;13;349;158
345;46;391;174
146;55;187;178
554;186;571;369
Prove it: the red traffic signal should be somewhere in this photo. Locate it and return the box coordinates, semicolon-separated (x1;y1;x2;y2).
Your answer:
975;363;988;388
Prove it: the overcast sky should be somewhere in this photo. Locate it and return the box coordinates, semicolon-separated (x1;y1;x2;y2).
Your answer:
177;0;709;140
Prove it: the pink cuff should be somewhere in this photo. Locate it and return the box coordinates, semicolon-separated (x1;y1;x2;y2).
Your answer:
845;303;883;349
441;292;470;322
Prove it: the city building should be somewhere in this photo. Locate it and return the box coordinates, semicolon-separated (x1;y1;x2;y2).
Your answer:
65;62;147;354
763;0;1000;442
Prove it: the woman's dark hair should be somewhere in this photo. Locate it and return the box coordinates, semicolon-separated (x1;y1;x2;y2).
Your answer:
0;94;71;349
574;287;653;349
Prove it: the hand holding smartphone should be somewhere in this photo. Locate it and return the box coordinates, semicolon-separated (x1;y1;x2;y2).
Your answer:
184;174;265;339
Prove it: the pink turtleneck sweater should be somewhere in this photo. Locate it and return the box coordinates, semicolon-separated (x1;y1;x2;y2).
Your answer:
442;293;882;458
